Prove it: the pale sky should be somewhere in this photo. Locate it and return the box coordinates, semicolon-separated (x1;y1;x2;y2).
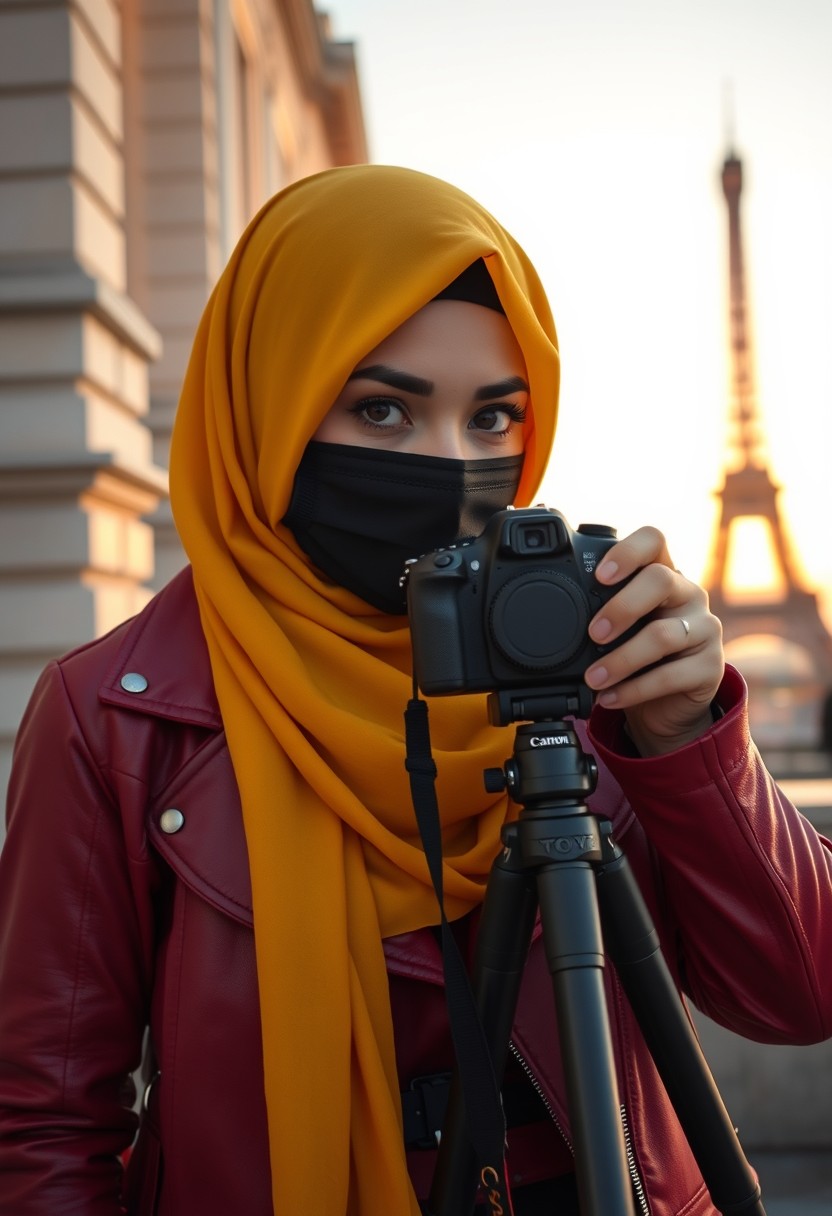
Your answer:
328;0;832;626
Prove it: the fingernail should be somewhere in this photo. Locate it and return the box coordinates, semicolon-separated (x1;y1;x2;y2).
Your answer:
586;665;609;688
598;691;618;707
596;560;619;582
591;617;612;641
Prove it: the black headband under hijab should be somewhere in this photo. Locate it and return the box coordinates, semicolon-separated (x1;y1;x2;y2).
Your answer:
432;259;505;313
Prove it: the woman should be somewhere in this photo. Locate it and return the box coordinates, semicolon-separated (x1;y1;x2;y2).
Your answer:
1;165;830;1216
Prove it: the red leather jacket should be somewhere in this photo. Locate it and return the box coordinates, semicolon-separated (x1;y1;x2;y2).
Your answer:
1;568;831;1216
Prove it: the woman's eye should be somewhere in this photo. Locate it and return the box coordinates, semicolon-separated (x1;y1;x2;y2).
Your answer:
471;404;527;434
349;398;407;428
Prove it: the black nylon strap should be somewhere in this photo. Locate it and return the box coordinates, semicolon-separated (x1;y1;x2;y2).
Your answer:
404;694;514;1215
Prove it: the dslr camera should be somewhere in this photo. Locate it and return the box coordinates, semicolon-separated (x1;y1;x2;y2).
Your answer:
405;506;623;699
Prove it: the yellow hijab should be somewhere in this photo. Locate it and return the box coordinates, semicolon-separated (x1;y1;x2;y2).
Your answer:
170;165;560;1214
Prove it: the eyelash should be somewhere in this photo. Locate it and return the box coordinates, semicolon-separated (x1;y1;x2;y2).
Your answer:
347;398;528;432
492;404;528;424
347;397;404;429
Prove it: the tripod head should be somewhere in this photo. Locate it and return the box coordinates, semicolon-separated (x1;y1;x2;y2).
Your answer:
484;684;599;821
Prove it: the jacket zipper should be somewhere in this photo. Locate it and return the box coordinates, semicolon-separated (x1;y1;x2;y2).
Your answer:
508;1040;574;1156
508;1042;651;1216
619;1102;651;1216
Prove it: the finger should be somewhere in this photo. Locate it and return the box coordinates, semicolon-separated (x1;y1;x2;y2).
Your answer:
590;565;700;644
585;614;705;692
590;648;724;711
586;607;723;700
595;526;673;585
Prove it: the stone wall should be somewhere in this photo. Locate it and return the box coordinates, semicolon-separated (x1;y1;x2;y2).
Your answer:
0;0;366;810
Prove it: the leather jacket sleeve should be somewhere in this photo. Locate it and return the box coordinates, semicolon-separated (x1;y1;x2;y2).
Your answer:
0;660;158;1215
588;665;832;1045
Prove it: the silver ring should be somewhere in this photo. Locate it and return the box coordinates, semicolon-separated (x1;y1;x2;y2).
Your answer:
679;617;691;638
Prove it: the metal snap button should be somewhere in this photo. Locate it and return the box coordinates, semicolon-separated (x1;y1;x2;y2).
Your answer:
143;1071;160;1112
159;808;185;834
120;672;149;694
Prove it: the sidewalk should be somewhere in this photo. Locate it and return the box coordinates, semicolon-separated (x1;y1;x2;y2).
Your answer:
751;1150;832;1215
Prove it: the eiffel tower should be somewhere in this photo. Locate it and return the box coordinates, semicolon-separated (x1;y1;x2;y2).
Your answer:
704;148;832;753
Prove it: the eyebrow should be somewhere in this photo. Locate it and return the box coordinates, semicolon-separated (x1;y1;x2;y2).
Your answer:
348;365;529;401
474;375;530;401
347;364;433;396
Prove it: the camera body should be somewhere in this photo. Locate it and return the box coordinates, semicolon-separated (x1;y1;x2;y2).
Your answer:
406;506;622;697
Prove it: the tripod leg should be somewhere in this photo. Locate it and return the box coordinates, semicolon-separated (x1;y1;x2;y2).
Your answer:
595;822;767;1216
534;858;637;1216
428;824;538;1216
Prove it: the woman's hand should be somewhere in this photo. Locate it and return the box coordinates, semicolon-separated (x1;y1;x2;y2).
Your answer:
584;526;725;756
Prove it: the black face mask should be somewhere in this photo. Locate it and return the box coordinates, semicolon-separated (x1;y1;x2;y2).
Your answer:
283;442;524;614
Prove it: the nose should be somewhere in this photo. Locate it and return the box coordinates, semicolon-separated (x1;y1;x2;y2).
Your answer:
414;419;469;460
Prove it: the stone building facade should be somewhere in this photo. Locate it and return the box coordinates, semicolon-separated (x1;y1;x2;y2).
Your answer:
0;0;367;806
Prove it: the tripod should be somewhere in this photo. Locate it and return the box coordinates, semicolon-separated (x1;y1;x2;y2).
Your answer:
427;690;767;1216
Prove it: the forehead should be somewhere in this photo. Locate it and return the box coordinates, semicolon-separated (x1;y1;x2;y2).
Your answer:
356;299;526;373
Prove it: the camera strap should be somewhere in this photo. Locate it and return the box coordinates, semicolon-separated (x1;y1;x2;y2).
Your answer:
404;690;515;1216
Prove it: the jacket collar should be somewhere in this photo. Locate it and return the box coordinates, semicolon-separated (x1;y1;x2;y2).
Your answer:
99;566;222;729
